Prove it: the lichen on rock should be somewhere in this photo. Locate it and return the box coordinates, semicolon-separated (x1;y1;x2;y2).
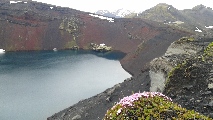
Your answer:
59;17;79;34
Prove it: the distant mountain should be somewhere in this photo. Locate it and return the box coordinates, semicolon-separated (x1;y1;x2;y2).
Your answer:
182;4;213;27
135;3;183;22
113;9;136;18
95;10;120;18
126;3;213;32
95;8;136;18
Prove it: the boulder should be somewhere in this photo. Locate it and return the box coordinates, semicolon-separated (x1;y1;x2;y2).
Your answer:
72;115;81;120
208;83;213;89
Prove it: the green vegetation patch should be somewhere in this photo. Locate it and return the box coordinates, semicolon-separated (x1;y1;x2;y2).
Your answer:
59;17;79;34
204;42;213;58
175;37;195;44
104;92;212;120
166;60;187;86
65;40;77;49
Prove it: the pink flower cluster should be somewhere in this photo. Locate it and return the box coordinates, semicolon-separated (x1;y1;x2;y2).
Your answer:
113;92;172;115
117;92;172;107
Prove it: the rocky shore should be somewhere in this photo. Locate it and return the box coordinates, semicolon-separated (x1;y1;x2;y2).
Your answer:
89;43;112;52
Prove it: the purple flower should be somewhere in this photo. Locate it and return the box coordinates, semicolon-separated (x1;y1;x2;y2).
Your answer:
116;92;172;107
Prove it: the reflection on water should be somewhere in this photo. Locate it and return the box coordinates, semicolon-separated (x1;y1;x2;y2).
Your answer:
0;50;131;120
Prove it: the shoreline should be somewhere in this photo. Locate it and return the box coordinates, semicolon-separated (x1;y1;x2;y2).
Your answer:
48;68;151;120
0;51;131;119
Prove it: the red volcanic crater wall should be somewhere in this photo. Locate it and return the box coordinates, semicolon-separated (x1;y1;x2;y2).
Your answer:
78;15;161;54
0;1;191;75
0;19;48;51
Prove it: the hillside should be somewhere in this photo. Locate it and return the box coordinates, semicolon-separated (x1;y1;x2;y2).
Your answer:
136;3;183;22
182;5;213;27
127;3;213;33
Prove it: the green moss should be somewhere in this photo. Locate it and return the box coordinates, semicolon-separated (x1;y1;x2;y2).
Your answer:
65;35;78;49
59;21;65;30
59;17;79;34
204;42;213;58
166;60;187;86
175;37;195;44
104;93;212;120
188;37;195;42
65;40;77;49
83;44;90;49
134;41;145;56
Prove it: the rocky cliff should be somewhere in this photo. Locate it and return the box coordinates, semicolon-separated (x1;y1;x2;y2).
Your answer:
149;36;213;117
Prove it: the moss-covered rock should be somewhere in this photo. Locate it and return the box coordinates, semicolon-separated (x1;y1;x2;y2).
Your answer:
104;92;212;120
175;37;195;44
203;42;213;60
59;17;79;34
166;60;187;86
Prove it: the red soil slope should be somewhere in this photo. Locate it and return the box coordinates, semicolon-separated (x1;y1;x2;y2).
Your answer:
0;1;190;75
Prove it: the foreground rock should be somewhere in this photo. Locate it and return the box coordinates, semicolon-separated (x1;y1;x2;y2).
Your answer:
149;36;213;117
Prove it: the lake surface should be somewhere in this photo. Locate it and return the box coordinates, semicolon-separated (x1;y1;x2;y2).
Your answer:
0;50;131;120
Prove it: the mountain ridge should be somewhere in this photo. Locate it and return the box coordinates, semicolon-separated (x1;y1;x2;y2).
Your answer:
124;3;213;33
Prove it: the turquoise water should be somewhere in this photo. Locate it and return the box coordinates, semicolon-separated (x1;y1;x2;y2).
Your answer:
0;50;131;120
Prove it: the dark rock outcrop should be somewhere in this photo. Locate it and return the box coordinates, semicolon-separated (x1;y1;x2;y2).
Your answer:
149;37;213;117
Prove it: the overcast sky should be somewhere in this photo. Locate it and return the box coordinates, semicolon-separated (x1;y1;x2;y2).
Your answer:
33;0;213;12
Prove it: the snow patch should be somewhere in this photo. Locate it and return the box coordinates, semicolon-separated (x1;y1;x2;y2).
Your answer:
114;9;135;17
172;21;184;24
10;1;22;4
96;8;136;18
168;7;170;10
50;7;53;9
100;43;105;47
164;21;184;25
53;48;57;51
205;26;213;29
10;1;17;4
89;14;114;22
195;27;202;32
0;49;5;53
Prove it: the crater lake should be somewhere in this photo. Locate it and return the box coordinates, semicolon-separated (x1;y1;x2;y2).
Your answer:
0;50;131;120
